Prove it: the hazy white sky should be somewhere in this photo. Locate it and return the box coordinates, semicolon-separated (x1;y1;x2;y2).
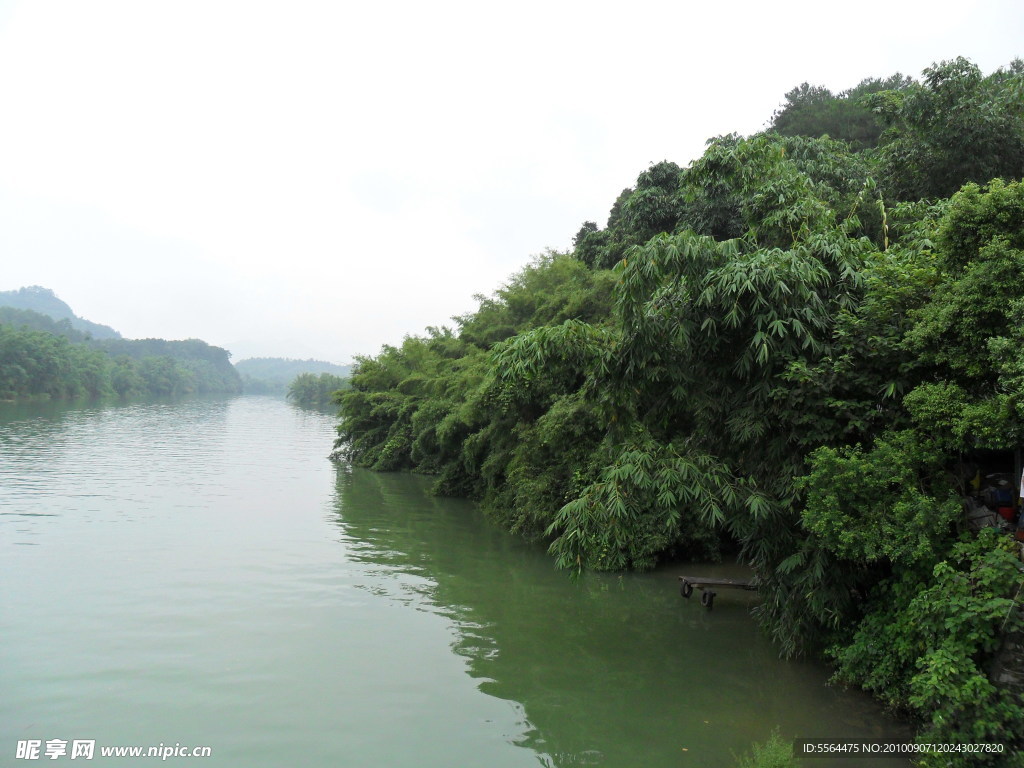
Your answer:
0;1;1021;363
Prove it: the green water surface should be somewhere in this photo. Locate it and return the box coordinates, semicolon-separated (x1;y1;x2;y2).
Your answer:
0;396;910;766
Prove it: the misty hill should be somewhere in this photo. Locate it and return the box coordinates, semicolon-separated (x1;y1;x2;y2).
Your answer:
0;306;94;343
0;286;121;339
235;357;352;394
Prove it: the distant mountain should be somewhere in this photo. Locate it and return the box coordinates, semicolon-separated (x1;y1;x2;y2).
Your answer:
0;286;121;339
235;357;352;394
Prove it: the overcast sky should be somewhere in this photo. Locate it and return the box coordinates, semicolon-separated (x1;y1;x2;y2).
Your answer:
0;1;1020;363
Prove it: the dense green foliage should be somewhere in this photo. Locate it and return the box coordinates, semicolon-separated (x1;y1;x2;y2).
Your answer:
235;357;352;394
287;372;349;409
770;75;913;150
868;58;1024;201
337;58;1024;758
735;730;797;768
830;531;1023;755
0;320;114;398
0;304;241;399
94;337;240;394
0;306;95;343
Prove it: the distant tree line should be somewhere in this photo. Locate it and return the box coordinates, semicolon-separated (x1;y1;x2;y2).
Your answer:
235;357;352;394
0;306;241;399
287;372;350;409
335;58;1024;761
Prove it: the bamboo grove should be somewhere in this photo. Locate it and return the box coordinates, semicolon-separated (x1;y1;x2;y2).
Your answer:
335;59;1024;761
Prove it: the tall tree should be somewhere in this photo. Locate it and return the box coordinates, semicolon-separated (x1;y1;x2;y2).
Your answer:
869;57;1024;200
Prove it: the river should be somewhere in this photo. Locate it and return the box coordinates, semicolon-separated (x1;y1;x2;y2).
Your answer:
0;395;910;766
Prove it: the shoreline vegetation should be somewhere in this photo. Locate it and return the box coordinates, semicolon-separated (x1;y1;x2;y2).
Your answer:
236;357;351;395
0;304;241;399
286;372;350;409
334;58;1024;764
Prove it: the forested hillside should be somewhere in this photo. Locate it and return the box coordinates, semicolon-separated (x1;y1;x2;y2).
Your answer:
0;301;241;399
95;337;240;394
336;58;1024;763
0;285;121;339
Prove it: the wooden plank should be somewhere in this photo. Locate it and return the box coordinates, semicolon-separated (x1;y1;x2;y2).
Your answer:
678;575;757;590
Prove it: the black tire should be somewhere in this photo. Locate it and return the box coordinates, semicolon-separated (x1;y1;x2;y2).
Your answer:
701;590;716;609
680;580;693;598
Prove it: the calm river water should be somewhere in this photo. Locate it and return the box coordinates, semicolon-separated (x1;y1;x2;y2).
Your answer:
0;395;910;767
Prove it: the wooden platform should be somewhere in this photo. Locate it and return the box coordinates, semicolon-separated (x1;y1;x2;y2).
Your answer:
678;575;757;609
